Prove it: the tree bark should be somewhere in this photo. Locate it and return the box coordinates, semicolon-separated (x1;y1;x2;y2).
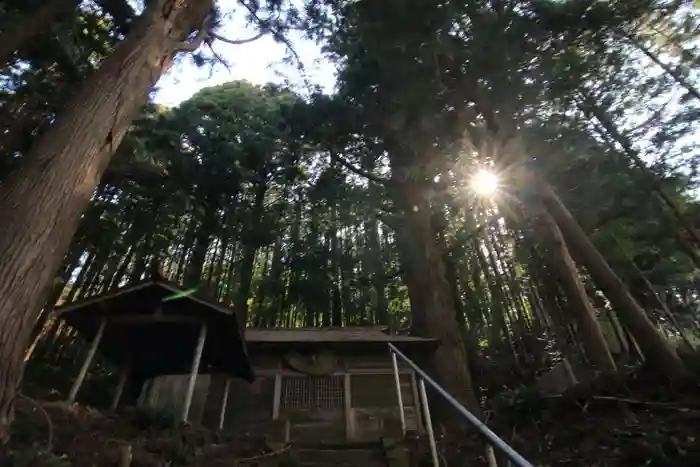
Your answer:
235;177;268;329
539;184;686;376
330;207;343;326
184;198;217;286
0;0;211;443
392;173;480;416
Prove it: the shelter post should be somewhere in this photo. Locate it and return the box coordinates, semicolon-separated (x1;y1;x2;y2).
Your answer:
111;354;131;410
218;377;231;430
182;322;207;422
68;318;107;403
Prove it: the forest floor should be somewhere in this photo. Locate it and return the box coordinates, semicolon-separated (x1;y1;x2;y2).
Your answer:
5;370;700;466
5;401;293;467
444;370;700;467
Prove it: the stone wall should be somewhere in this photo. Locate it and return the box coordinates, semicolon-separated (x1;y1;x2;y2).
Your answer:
138;374;211;423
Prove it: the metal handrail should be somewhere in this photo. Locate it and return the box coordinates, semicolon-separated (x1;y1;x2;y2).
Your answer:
389;343;533;467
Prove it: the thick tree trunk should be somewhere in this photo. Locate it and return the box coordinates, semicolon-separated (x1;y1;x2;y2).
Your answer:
540;184;686;376
392;173;480;416
235;178;267;328
532;208;617;371
184;203;216;286
0;0;211;443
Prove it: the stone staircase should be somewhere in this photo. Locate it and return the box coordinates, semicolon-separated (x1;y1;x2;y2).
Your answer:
286;440;401;467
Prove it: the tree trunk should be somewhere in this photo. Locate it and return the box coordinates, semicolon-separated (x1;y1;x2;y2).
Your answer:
582;98;700;266
392;173;480;416
531;208;617;371
367;218;388;325
235;177;268;329
330;207;343;326
620;32;700;102
0;0;211;443
539;184;686;376
184;200;216;286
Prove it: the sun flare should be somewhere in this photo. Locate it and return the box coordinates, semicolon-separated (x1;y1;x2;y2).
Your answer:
470;170;499;196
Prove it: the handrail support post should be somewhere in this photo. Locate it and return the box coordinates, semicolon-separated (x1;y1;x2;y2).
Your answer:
391;350;407;434
387;343;533;467
419;378;440;467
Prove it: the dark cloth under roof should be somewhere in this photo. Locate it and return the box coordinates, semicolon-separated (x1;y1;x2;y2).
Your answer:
56;280;254;381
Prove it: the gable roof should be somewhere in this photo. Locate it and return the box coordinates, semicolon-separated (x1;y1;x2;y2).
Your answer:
56;279;253;381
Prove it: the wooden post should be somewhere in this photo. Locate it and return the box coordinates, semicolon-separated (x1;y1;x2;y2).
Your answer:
182;322;207;422
110;355;131;410
391;352;406;433
485;445;498;467
68;318;106;403
272;373;282;420
344;373;354;440
218;377;231;430
410;371;423;429
418;379;439;467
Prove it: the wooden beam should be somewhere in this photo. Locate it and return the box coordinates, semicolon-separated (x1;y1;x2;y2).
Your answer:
218;377;231;430
68;318;107;402
410;371;423;429
182;322;207;422
344;373;355;441
106;314;201;325
110;354;131;410
272;373;282;420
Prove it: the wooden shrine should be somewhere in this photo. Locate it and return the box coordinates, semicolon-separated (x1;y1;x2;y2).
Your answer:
56;278;253;422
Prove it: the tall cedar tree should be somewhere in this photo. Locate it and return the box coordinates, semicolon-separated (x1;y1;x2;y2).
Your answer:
0;0;212;443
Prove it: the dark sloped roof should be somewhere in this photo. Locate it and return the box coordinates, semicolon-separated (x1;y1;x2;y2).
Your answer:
244;327;439;353
56;280;253;381
246;327;436;343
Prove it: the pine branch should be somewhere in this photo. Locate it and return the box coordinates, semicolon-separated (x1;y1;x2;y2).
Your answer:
205;39;233;74
210;30;265;45
237;0;304;71
174;15;212;52
330;152;389;185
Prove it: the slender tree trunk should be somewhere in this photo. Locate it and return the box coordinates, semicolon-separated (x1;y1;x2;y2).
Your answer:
184;205;216;286
531;208;617;371
539;184;686;376
620;32;700;102
330;207;343;326
109;243;137;290
583;98;700;265
0;0;211;443
263;232;285;327
367;217;389;326
339;237;356;324
612;235;696;351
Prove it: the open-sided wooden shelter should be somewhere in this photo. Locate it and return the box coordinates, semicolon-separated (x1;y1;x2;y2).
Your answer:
56;279;253;421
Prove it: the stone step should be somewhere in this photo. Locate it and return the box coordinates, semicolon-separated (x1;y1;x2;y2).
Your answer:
291;446;386;467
